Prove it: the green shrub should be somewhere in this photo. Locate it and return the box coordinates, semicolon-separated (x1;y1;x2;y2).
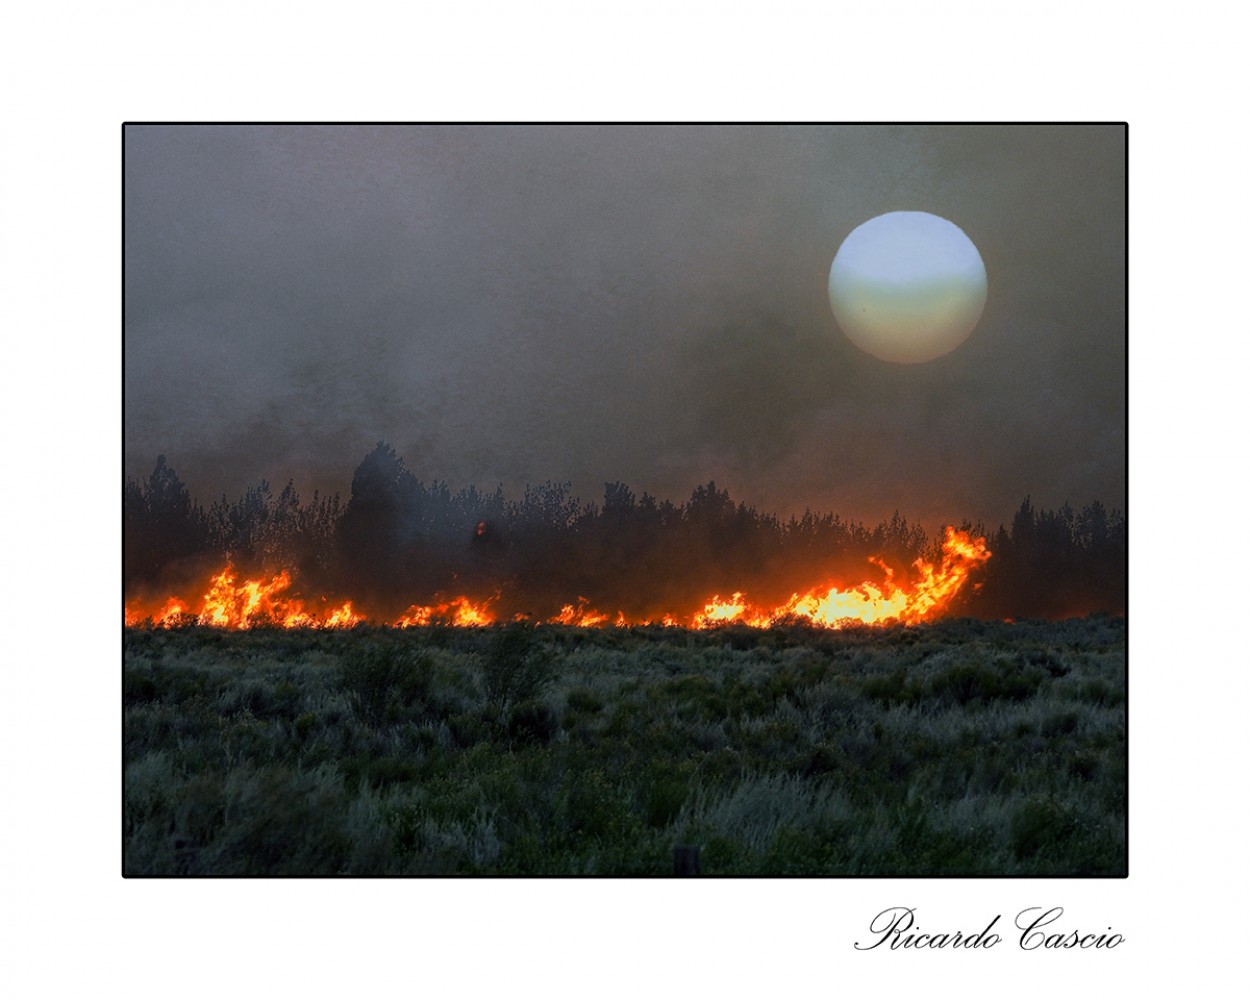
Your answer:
930;657;1045;706
448;711;492;748
1041;710;1081;737
123;669;160;705
273;680;302;715
566;688;603;715
507;699;559;746
637;762;694;829
1022;648;1069;677
208;765;353;875
861;669;924;707
482;621;552;711
342;754;424;790
1078;679;1122;707
1067;751;1099;782
802;742;842;777
341;642;433;725
556;768;637;842
1010;796;1078;860
294;711;318;740
124;617;1125;875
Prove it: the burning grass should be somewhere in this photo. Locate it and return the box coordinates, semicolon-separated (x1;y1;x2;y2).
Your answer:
124;527;990;631
123;615;1125;876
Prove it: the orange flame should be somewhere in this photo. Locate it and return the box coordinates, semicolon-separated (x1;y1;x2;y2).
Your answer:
124;565;362;629
771;528;989;628
396;595;496;628
124;596;190;628
691;593;773;629
123;528;989;631
551;599;611;627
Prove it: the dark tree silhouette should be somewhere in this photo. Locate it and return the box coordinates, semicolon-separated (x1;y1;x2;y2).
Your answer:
333;442;426;610
964;496;1126;619
124;442;1126;623
123;455;210;586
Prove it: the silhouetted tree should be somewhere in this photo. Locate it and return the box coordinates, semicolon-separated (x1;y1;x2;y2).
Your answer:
125;443;1125;622
123;455;210;586
333;442;425;610
968;496;1126;619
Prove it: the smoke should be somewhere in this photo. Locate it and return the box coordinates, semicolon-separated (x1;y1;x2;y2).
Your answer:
125;124;1125;533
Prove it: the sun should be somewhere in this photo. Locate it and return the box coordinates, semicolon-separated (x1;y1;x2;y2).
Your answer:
828;211;987;364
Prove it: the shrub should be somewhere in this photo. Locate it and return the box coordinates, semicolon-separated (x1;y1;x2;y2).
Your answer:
1009;796;1078;860
482;621;552;711
448;711;492;748
566;688;603;715
124;616;1125;875
341;642;433;725
123;669;160;705
640;772;690;829
294;711;318;740
1040;710;1081;738
507;699;559;746
861;669;924;707
1077;679;1122;707
556;768;637;842
930;656;1045;706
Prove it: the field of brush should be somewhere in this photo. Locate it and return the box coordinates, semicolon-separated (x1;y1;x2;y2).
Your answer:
123;615;1125;876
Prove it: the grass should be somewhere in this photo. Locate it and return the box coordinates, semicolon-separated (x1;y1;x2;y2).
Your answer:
123;615;1126;876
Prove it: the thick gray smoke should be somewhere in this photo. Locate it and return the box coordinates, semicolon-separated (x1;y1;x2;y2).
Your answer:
125;124;1125;531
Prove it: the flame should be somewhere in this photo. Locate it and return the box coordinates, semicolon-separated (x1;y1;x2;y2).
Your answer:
692;593;772;629
324;602;363;628
396;595;496;627
763;527;989;628
124;565;362;629
124;596;189;628
552;599;610;627
123;528;990;631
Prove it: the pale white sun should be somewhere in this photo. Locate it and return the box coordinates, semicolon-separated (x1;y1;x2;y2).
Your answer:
828;211;987;364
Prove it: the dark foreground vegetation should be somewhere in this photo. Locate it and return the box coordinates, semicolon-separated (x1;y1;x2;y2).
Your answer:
124;616;1126;876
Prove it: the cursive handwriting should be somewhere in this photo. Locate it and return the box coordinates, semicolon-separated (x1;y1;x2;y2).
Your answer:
856;907;1124;951
855;907;1001;950
1015;907;1124;950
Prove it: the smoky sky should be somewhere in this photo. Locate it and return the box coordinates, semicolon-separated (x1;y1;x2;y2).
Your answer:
124;124;1125;531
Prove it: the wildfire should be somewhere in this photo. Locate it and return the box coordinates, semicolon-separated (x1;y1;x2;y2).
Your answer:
551;599;611;627
123;565;361;629
692;594;772;629
396;596;496;628
773;528;989;627
123;528;990;631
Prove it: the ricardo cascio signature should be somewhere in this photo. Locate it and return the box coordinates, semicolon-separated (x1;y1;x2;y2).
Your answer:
854;906;1124;951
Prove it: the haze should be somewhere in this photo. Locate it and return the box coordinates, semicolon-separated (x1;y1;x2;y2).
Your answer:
124;124;1125;530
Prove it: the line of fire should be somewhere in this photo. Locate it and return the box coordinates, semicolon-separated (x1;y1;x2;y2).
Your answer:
123;446;1126;632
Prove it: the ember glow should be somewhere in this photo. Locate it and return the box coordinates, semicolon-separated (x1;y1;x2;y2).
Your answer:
124;528;989;630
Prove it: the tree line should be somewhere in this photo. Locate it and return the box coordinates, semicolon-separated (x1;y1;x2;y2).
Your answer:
123;443;1126;622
